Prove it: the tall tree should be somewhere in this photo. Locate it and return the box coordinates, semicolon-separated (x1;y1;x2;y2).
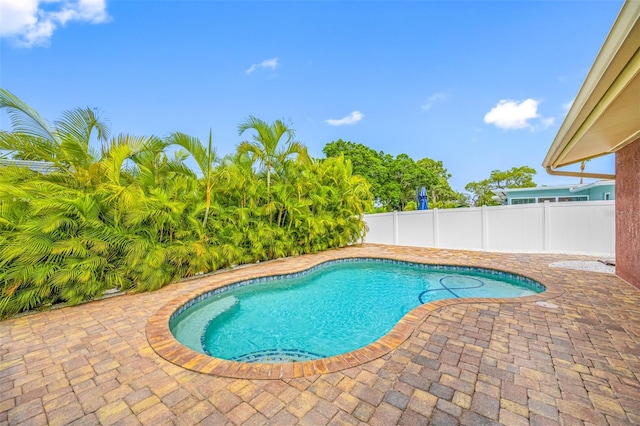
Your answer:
465;166;537;206
385;154;418;211
415;158;457;206
322;139;388;200
324;140;462;211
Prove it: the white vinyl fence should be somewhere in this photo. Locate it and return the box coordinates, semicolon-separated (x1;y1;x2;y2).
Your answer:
363;201;615;257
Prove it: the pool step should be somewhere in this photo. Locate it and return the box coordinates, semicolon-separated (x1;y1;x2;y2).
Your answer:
169;296;239;352
231;348;325;363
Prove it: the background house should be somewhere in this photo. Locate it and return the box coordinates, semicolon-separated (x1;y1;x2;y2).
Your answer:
493;180;615;205
543;0;640;288
0;159;56;174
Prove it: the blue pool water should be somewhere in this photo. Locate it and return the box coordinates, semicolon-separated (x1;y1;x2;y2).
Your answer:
170;259;544;363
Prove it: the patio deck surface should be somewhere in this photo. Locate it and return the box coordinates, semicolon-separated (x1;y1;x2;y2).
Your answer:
1;244;639;425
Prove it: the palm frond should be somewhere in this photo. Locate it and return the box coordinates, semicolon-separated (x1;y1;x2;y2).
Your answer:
165;131;216;178
0;132;59;163
0;88;57;142
55;107;110;145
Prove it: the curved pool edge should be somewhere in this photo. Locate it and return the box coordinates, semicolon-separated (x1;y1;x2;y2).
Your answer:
146;251;564;380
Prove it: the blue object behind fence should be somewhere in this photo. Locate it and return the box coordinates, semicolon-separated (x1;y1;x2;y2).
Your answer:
418;186;429;210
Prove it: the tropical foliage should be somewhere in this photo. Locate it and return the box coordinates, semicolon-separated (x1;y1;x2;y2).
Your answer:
465;166;537;206
323;139;466;211
0;89;372;317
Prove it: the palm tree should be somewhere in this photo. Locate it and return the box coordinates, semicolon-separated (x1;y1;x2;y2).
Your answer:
237;116;309;192
0;91;376;317
0;88;110;184
165;130;229;226
0;90;189;315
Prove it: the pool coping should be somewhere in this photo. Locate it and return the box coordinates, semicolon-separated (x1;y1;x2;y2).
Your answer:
146;249;564;379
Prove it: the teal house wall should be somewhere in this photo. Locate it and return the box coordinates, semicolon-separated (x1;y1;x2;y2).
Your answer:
494;180;615;205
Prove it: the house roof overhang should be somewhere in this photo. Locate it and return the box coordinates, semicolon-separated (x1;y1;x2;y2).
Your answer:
543;0;640;173
490;180;615;197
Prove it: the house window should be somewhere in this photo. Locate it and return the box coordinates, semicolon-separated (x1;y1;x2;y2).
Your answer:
603;192;611;200
538;197;557;203
558;196;588;202
511;198;536;205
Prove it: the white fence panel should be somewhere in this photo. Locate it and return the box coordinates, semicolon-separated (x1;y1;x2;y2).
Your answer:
363;201;615;257
363;212;395;245
485;204;545;252
397;210;435;247
547;201;615;255
437;208;483;250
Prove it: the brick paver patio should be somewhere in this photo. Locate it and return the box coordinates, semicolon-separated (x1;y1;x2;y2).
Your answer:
1;244;639;425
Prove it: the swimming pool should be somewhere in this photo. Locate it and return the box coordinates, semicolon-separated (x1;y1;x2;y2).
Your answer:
169;258;544;363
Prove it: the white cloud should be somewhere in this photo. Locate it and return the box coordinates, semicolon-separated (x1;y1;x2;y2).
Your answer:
421;92;448;110
246;58;279;75
0;0;110;47
540;117;555;129
325;111;364;126
483;98;553;131
562;100;574;111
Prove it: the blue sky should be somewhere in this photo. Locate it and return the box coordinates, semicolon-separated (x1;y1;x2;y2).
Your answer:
0;0;623;193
